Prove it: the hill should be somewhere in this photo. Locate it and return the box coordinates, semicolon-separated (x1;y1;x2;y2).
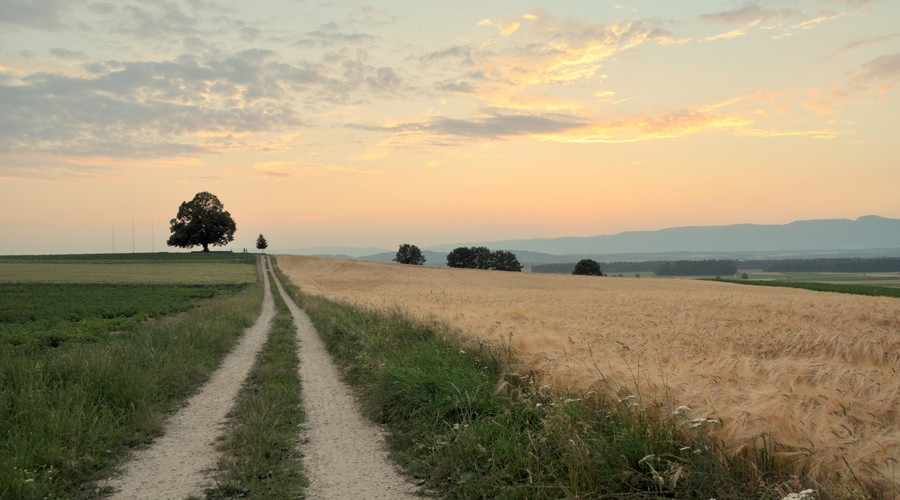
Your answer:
424;216;900;255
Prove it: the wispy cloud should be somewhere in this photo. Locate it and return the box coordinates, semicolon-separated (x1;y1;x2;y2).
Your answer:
0;0;72;31
853;52;900;91
700;4;801;26
701;29;749;42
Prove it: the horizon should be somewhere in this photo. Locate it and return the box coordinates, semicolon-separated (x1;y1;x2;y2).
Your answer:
2;1;899;255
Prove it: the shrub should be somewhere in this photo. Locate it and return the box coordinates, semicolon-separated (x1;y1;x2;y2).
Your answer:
572;259;603;276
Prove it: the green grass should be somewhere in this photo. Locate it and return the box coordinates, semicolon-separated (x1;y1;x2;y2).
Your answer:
0;252;256;263
714;279;900;298
0;252;257;285
271;259;822;500
0;255;262;499
204;270;307;499
0;283;242;353
735;271;900;288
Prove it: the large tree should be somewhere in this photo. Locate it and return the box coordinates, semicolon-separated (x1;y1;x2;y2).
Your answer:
394;243;425;265
167;192;236;252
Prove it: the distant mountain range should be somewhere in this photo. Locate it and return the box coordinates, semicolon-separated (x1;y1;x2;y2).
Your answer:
277;215;900;266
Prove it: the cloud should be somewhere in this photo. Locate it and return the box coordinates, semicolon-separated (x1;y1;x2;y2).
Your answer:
117;3;200;38
0;51;312;158
853;52;900;90
827;34;900;60
296;28;379;47
351;110;586;140
0;0;72;31
700;4;801;25
0;37;413;162
537;109;752;143
701;29;749;42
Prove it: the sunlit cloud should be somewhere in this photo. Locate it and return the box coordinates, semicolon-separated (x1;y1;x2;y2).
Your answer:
701;29;749;42
700;4;801;26
792;12;846;30
536;109;751;143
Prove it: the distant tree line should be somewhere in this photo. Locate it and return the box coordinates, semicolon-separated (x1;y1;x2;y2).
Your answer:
749;257;900;273
655;260;737;276
447;246;523;272
533;260;736;276
533;261;663;274
515;256;900;276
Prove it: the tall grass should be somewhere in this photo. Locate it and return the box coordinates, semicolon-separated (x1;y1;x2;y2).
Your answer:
0;279;261;499
205;267;307;499
272;260;821;499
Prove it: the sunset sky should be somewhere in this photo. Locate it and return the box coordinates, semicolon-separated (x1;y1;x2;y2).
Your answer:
1;0;898;255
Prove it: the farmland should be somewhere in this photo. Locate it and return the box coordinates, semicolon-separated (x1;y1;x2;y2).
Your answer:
0;253;260;498
277;255;900;497
0;252;257;284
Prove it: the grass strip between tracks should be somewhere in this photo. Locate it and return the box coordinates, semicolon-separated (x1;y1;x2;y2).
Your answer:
204;267;307;499
271;259;834;500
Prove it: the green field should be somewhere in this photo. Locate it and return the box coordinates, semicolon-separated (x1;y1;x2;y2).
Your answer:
737;270;900;288
0;252;257;284
0;254;261;499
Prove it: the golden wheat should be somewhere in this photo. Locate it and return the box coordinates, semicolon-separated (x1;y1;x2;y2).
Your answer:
278;255;899;495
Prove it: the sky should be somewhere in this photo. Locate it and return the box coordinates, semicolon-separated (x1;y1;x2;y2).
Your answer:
1;0;898;254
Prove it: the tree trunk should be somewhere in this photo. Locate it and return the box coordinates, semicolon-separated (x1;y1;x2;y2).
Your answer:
202;243;209;252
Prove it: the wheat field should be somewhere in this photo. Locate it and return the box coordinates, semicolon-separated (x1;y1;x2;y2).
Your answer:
277;255;899;495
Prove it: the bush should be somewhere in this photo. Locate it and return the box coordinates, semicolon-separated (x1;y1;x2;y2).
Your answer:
572;259;603;276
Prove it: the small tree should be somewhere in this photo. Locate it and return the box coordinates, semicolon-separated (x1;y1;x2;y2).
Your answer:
491;250;523;272
167;191;236;252
256;234;268;252
573;259;603;276
394;243;425;265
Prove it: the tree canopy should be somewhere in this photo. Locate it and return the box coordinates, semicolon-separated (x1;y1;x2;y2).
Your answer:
394;243;426;265
573;259;603;276
447;246;523;272
167;192;236;252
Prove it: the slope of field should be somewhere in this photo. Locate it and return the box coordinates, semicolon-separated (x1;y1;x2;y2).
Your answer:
278;255;900;495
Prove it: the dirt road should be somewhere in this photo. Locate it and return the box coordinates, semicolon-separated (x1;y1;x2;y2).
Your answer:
271;262;419;499
107;257;418;499
107;258;275;499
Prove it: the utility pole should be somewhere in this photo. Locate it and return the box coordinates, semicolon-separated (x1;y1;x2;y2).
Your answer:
152;221;155;253
112;222;115;253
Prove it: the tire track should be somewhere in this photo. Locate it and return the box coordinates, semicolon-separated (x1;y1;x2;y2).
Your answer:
270;263;419;499
107;257;275;500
